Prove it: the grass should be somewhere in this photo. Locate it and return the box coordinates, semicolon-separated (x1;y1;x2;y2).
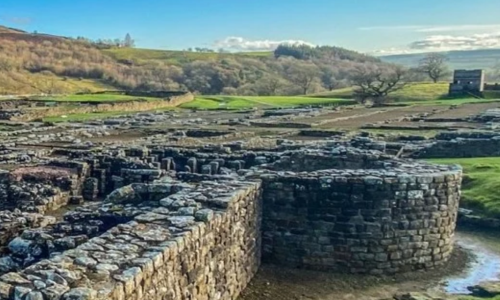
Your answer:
179;96;354;110
312;82;450;102
426;157;500;218
0;71;115;95
34;93;161;102
102;48;271;65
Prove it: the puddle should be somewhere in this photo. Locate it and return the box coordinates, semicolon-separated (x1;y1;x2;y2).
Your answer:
443;230;500;294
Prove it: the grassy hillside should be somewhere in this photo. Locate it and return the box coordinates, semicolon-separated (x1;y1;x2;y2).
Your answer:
0;71;114;95
102;48;271;65
312;82;450;101
34;93;160;102
427;157;500;218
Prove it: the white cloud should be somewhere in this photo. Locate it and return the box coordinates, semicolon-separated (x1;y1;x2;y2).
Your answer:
370;48;414;56
213;36;315;51
359;24;500;33
409;32;500;51
371;31;500;56
416;24;500;33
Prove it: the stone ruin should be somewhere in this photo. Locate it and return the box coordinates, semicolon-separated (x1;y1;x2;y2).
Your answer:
0;139;462;300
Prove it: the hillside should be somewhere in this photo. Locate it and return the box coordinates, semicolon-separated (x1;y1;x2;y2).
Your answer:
102;48;271;65
380;49;500;71
312;82;451;102
0;25;390;96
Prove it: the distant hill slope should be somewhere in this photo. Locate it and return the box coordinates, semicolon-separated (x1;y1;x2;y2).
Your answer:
0;24;389;96
0;25;26;34
102;48;271;65
380;49;500;70
311;82;450;102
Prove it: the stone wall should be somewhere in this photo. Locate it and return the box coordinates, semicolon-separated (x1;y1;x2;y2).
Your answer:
0;180;262;300
414;138;500;158
0;144;465;299
255;150;462;274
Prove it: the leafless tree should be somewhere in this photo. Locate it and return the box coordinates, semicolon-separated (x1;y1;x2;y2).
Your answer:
286;62;319;95
320;66;339;91
418;53;450;83
351;66;408;106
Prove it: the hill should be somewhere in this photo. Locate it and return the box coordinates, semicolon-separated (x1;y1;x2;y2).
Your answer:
311;82;451;102
0;24;390;96
102;48;271;65
380;49;500;71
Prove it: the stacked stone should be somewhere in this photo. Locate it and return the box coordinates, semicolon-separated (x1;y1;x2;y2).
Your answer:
414;137;500;158
0;210;56;253
82;178;99;201
258;151;462;274
0;180;262;300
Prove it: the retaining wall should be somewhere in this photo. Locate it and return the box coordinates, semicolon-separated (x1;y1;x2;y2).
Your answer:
0;180;262;300
414;138;500;158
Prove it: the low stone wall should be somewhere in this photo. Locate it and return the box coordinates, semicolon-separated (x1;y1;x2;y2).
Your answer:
0;180;262;300
13;92;194;122
414;138;500;158
412;131;500;159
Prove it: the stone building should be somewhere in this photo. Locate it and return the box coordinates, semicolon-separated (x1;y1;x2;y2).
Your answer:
449;69;485;96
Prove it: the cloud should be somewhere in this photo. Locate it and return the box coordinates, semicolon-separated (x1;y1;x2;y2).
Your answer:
409;32;500;51
213;36;315;51
415;24;500;33
370;48;414;56
371;31;500;56
0;16;32;25
359;24;500;33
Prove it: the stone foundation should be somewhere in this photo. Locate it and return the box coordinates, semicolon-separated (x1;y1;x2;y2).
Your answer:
0;180;262;300
0;143;463;299
252;149;462;274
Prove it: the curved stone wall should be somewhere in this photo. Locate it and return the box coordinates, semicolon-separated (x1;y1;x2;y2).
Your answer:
257;149;462;274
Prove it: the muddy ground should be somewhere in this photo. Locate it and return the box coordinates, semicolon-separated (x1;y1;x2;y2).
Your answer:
240;247;469;300
239;229;500;300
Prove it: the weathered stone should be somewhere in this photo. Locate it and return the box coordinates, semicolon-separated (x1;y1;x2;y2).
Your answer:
62;287;97;300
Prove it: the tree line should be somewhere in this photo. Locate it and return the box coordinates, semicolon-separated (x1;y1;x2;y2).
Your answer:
0;34;454;98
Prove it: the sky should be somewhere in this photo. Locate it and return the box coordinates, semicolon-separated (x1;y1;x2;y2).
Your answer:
1;0;500;55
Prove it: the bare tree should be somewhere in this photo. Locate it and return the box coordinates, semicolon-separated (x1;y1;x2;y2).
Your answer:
320;66;339;91
286;63;319;95
351;66;408;106
418;53;449;83
254;75;284;95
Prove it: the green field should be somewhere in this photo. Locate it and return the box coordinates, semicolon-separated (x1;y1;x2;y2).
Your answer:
103;48;271;65
313;82;450;102
34;94;161;102
427;157;500;218
179;96;354;110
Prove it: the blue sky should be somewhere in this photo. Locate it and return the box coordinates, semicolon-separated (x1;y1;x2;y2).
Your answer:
1;0;500;54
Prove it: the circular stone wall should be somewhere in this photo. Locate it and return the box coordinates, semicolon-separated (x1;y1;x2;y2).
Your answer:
258;149;462;274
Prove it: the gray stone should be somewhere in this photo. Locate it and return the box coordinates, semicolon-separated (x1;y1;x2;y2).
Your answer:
62;287;97;300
